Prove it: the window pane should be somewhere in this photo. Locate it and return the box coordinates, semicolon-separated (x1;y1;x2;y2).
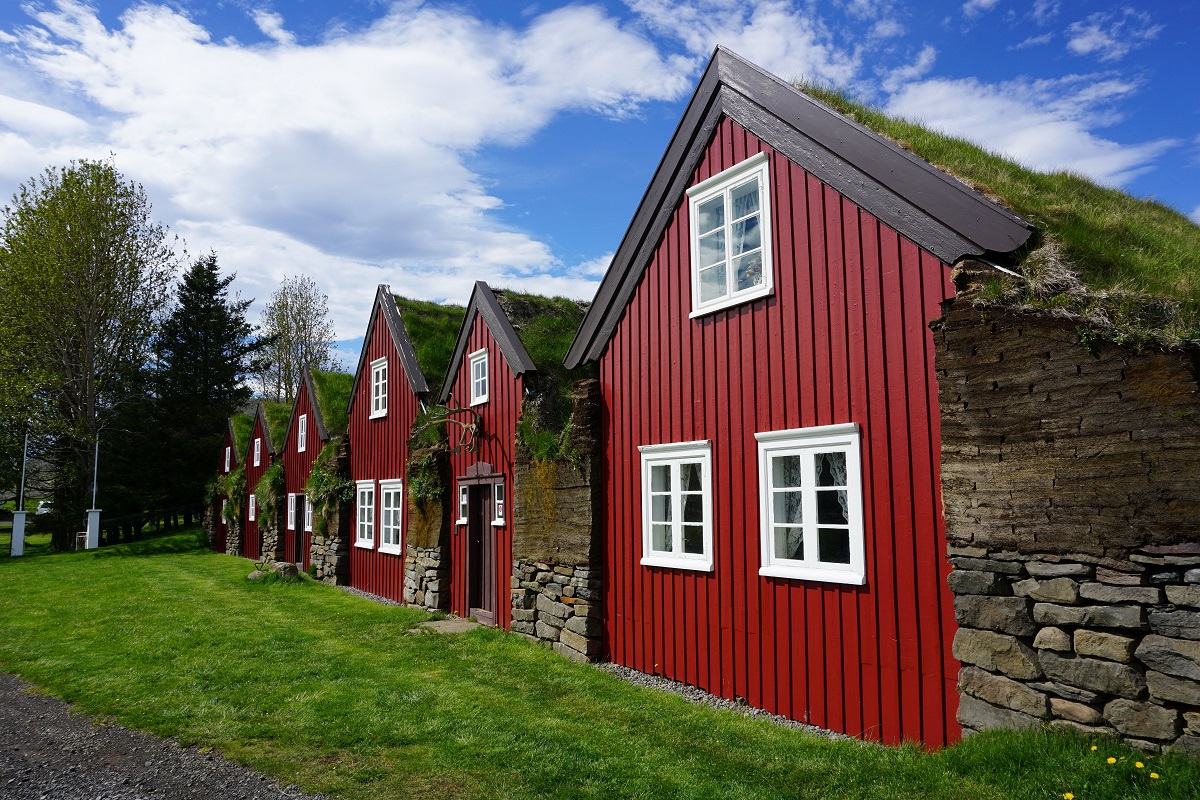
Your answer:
682;524;704;554
679;461;703;491
818;528;851;564
652;523;673;552
772;454;802;488
730;215;760;255
733;252;764;292
651;494;672;523
682;493;703;523
773;489;803;524
730;177;760;219
650;464;671;492
697;230;725;268
699;264;727;303
775;526;803;560
696;196;724;234
815;451;847;487
817;489;849;525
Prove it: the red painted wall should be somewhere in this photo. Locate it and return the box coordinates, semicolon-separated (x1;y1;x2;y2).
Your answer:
599;118;960;746
282;387;320;570
445;313;520;629
346;303;420;602
215;428;234;553
242;413;269;561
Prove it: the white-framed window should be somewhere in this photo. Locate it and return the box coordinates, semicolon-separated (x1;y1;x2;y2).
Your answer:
221;499;227;523
457;484;469;525
379;479;404;554
304;497;313;532
492;481;505;526
355;480;375;548
224;446;231;472
370;357;388;418
469;348;489;406
287;493;296;530
248;493;257;522
687;152;773;316
298;414;307;452
253;437;262;466
756;423;865;585
639;440;713;571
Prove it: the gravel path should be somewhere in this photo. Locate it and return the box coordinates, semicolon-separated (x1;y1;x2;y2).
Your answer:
0;673;334;800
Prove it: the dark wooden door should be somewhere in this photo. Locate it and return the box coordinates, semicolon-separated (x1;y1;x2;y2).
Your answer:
292;496;306;564
468;485;496;626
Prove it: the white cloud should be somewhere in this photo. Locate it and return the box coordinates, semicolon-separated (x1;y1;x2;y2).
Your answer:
870;19;906;39
961;0;1001;19
0;1;690;338
1011;32;1054;50
1031;0;1060;25
881;44;935;92
626;0;860;85
1191;205;1200;225
1066;9;1162;62
885;75;1178;187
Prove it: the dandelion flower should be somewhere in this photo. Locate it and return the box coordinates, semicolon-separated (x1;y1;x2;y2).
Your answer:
1090;745;1097;751
1107;757;1117;764
1150;773;1160;779
1135;761;1144;768
1064;793;1074;799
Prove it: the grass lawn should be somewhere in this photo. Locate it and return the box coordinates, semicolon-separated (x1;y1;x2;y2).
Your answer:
0;530;1195;800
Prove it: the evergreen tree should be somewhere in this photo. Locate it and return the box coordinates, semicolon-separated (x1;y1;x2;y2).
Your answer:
152;252;266;507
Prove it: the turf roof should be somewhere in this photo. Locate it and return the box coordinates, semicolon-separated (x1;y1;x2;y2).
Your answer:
230;413;253;457
262;401;291;453
309;369;353;437
802;84;1200;341
492;289;590;388
393;295;466;395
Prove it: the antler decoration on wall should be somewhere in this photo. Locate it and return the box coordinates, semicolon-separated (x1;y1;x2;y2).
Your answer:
412;395;481;454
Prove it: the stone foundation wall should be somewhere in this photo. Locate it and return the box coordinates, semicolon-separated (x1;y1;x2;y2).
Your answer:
309;498;350;584
258;499;286;563
510;561;603;662
404;544;447;610
202;503;216;547
937;267;1200;752
225;517;243;557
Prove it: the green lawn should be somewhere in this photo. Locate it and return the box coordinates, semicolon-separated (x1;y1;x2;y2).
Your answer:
0;530;1195;800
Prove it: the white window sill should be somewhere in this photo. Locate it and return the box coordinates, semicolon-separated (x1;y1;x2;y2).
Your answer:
690;285;773;318
469;397;487;407
354;539;375;550
640;554;714;572
378;544;404;556
455;518;467;526
491;519;506;527
368;411;387;420
759;564;865;585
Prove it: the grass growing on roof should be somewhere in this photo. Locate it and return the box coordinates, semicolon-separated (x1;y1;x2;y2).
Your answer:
802;84;1200;343
262;400;291;451
393;295;466;395
1;529;1198;800
310;369;354;437
230;412;253;456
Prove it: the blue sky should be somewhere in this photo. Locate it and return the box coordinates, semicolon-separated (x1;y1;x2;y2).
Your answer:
0;1;1196;365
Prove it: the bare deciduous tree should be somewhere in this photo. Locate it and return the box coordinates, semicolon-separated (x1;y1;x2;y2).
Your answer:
256;275;338;403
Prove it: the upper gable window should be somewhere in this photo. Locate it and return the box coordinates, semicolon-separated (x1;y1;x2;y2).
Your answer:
298;414;307;452
687;152;773;316
469;348;489;406
224;446;231;473
370;357;388;418
253;437;262;467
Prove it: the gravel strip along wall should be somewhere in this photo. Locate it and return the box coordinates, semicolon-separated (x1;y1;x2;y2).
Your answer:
936;266;1200;754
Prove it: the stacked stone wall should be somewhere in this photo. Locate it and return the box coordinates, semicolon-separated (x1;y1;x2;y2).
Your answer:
309;499;350;584
937;268;1200;753
225;518;243;557
404;544;447;610
258;498;286;563
510;561;603;662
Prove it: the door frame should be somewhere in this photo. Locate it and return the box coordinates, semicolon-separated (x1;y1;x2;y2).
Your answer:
458;462;503;627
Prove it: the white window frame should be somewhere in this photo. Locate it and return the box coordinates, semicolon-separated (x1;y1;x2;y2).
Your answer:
756;423;866;585
687;152;773;317
378;479;404;555
468;348;489;406
456;484;469;525
224;446;231;472
638;440;714;571
304;497;313;533
492;481;505;527
248;493;257;522
221;499;227;524
370;357;388;419
355;480;375;548
298;414;307;452
287;493;296;530
253;437;261;467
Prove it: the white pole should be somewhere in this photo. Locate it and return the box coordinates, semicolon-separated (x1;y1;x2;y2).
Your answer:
18;424;28;509
85;434;101;549
91;434;99;510
11;426;29;557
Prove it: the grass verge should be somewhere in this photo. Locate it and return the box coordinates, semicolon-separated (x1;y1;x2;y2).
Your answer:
0;529;1196;800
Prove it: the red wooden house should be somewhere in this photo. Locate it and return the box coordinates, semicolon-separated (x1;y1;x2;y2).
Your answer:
242;401;290;561
215;415;244;553
345;285;464;603
280;366;353;570
565;48;1032;746
436;282;586;628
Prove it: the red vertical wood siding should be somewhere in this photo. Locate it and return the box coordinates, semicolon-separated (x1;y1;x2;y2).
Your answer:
242;414;268;561
282;387;320;570
599;118;960;746
346;304;420;602
214;430;234;553
445;313;521;629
